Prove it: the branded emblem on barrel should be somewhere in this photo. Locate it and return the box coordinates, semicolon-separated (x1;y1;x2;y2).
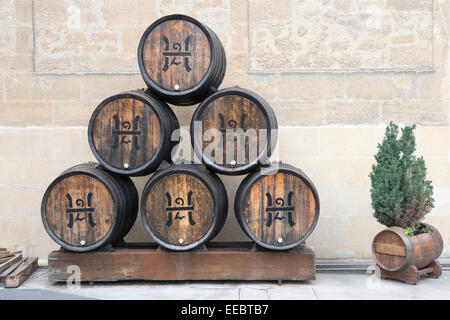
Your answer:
111;112;141;150
218;113;247;132
162;36;192;72
265;192;295;228
165;191;196;227
66;192;96;229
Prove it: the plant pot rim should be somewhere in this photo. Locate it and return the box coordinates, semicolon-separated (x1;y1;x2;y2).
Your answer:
379;222;439;237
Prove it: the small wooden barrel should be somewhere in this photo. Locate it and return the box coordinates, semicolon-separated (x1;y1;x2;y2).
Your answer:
41;163;139;252
190;87;278;175
372;224;443;272
234;163;320;250
88;90;179;176
138;14;226;106
140;164;228;251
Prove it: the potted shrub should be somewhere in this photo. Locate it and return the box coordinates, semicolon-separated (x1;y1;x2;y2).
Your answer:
369;122;443;284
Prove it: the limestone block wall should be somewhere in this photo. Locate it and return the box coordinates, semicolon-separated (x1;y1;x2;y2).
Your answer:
0;0;449;260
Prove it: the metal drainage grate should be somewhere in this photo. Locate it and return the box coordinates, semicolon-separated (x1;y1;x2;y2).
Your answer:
315;264;373;271
440;264;450;271
315;263;450;271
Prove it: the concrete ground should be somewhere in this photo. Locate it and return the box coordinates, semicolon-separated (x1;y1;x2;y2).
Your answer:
0;268;449;300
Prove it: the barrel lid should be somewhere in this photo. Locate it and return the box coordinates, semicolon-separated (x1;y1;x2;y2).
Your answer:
235;163;319;250
190;87;278;175
138;14;214;95
88;91;166;176
140;164;223;251
372;227;412;271
41;171;118;252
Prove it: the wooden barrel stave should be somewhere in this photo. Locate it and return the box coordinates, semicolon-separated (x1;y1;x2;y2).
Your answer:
66;163;127;245
169;26;226;106
190;87;278;175
234;163;320;250
140;164;228;250
88;90;179;176
201;165;228;238
41;163;139;252
102;169;139;242
428;223;444;260
138;14;226;106
372;224;443;272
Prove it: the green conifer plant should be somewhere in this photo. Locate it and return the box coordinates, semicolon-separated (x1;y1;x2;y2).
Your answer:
369;122;434;234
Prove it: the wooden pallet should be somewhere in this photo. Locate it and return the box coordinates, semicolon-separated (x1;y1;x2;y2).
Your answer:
48;242;315;282
376;261;442;285
0;248;38;288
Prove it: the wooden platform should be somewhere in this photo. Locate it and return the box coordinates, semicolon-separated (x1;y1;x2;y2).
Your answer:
0;248;38;288
376;261;442;285
48;242;315;282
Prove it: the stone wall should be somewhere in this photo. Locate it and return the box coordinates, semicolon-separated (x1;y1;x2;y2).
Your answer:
0;0;449;260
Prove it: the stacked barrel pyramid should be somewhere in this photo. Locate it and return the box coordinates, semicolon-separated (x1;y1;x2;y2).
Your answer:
41;15;320;252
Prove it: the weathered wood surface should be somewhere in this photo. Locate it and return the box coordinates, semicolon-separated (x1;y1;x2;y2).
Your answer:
191;88;277;175
244;172;317;247
196;94;267;170
0;257;26;281
138;15;226;106
143;174;215;247
141;165;228;251
373;243;405;257
0;256;13;264
91;97;162;172
377;260;442;285
0;254;23;274
0;251;22;259
5;257;38;288
142;19;211;92
43;175;116;248
235;163;320;250
372;224;443;272
48;242;315;282
42;163;140;252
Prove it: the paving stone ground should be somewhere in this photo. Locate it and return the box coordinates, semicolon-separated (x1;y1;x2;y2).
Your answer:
1;269;449;300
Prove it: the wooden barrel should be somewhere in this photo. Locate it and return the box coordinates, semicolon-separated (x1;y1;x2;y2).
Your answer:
138;14;226;106
190;87;278;175
140;163;228;251
88;90;179;176
372;224;443;272
234;163;320;250
41;163;139;252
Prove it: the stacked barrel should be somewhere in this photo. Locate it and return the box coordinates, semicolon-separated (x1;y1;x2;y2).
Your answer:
41;14;320;253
